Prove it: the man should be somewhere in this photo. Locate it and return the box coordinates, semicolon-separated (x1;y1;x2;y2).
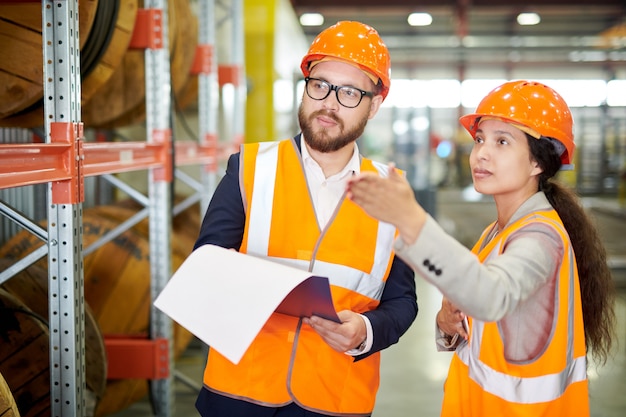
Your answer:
194;21;418;417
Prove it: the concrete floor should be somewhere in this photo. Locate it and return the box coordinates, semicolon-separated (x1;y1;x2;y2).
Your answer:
109;188;626;417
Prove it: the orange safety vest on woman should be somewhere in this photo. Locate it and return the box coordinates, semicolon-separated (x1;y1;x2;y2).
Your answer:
441;209;589;417
202;138;397;415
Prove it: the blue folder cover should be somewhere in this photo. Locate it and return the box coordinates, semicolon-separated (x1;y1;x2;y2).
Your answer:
275;275;341;323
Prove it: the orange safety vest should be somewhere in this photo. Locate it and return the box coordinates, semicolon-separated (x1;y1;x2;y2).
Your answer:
441;209;589;417
203;138;397;415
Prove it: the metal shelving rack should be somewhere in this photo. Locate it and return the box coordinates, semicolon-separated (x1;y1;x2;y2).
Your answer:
43;1;87;415
143;0;175;414
0;0;244;415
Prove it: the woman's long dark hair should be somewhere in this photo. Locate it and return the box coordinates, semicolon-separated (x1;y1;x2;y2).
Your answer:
530;136;616;365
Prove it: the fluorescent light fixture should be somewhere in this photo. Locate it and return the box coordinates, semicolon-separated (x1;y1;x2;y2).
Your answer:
425;79;461;108
461;79;507;108
408;12;432;27
384;80;428;108
384;79;612;109
607;80;626;106
517;12;541;26
393;119;410;136
536;79;607;107
411;116;430;132
300;13;324;27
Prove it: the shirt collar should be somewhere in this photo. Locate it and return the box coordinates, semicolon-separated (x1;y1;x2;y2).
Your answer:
300;135;361;180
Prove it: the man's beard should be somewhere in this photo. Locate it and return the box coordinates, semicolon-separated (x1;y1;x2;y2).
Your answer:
298;105;368;153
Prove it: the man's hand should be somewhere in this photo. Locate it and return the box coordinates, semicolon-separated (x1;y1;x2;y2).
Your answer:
436;298;468;341
303;310;366;353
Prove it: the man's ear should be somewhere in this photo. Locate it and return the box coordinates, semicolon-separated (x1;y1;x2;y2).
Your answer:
368;95;384;119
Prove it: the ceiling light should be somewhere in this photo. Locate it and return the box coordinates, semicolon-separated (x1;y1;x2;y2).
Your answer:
517;12;541;26
408;12;432;27
300;13;324;27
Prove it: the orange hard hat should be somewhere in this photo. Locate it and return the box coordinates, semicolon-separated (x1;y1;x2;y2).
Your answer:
459;80;575;165
301;21;391;100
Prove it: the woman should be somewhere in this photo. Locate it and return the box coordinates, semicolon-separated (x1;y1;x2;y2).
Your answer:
346;80;615;416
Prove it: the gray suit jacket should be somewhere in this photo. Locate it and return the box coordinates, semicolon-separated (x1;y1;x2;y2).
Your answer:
395;192;564;362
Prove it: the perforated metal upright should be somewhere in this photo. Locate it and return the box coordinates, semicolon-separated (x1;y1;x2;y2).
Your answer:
198;0;220;214
42;1;87;416
143;0;175;415
230;0;246;147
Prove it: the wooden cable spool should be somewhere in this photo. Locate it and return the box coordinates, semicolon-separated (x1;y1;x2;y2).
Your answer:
0;200;200;416
81;0;198;128
0;0;138;128
0;288;50;417
0;370;20;417
0;0;97;119
0;259;106;417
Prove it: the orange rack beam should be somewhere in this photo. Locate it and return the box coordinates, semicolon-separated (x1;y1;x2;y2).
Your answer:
174;140;217;167
0;142;74;188
82;141;167;177
0;139;220;190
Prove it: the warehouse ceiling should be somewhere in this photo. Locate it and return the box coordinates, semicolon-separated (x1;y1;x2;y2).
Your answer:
289;0;626;76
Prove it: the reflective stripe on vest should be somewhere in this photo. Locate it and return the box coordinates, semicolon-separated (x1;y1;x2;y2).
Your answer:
246;141;280;256
262;256;389;301
244;140;395;300
456;212;587;404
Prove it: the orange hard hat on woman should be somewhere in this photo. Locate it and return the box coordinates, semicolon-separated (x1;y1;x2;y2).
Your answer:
459;80;575;165
301;21;391;100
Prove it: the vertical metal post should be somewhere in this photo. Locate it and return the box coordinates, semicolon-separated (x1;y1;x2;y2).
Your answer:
144;0;174;415
42;1;86;416
199;0;220;214
231;0;246;145
599;103;609;193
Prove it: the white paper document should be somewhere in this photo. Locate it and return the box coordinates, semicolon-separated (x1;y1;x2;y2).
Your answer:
153;244;339;365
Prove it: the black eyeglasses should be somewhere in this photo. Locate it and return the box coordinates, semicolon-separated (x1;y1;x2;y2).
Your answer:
304;77;374;108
